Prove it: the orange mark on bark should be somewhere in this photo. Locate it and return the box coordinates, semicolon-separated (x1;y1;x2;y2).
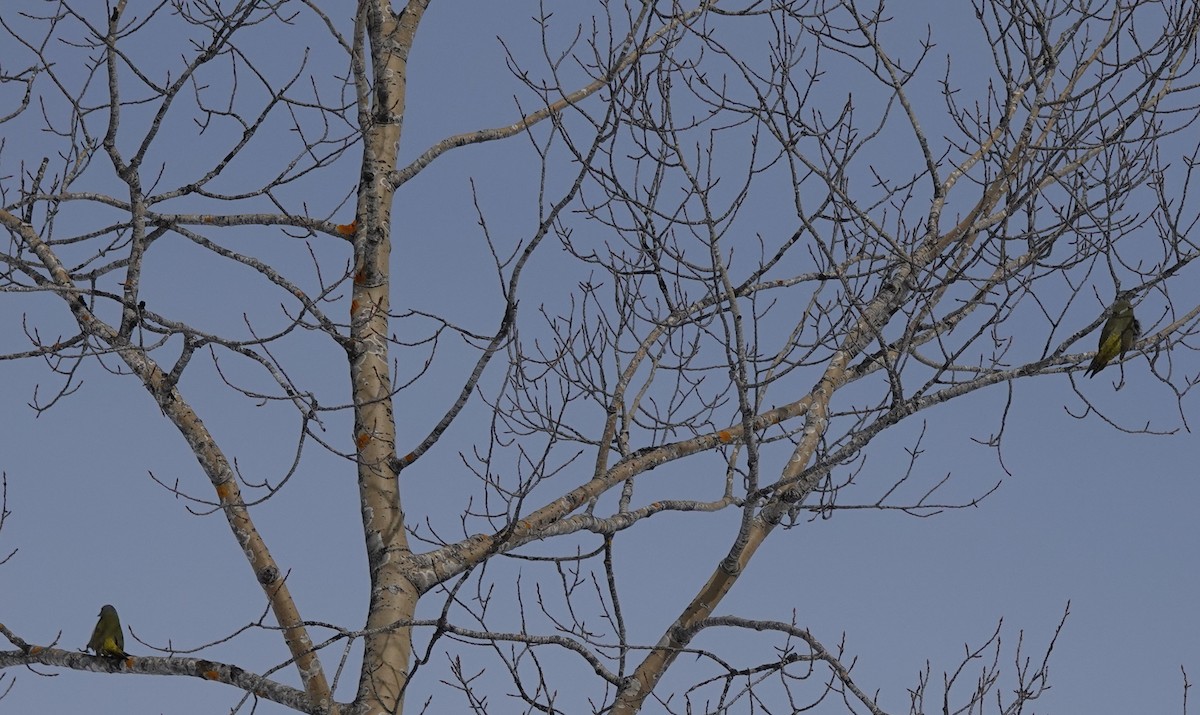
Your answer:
354;269;366;285
718;430;733;443
336;220;357;237
203;669;220;680
215;481;234;501
350;298;360;315
356;433;370;449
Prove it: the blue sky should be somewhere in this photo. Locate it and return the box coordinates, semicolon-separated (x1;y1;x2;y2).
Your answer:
2;1;1198;713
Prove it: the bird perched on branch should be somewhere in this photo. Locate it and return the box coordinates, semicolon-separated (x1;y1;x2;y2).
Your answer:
1086;295;1139;377
86;604;130;659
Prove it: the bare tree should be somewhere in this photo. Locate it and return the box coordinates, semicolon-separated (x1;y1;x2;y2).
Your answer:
1;0;1198;713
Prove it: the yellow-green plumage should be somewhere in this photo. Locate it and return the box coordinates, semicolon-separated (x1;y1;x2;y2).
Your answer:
86;604;129;659
1086;296;1139;377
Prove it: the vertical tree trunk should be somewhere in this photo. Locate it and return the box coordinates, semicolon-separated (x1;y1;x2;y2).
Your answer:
352;2;429;712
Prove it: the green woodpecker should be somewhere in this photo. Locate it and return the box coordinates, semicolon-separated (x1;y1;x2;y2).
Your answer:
1085;296;1139;377
86;604;130;659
